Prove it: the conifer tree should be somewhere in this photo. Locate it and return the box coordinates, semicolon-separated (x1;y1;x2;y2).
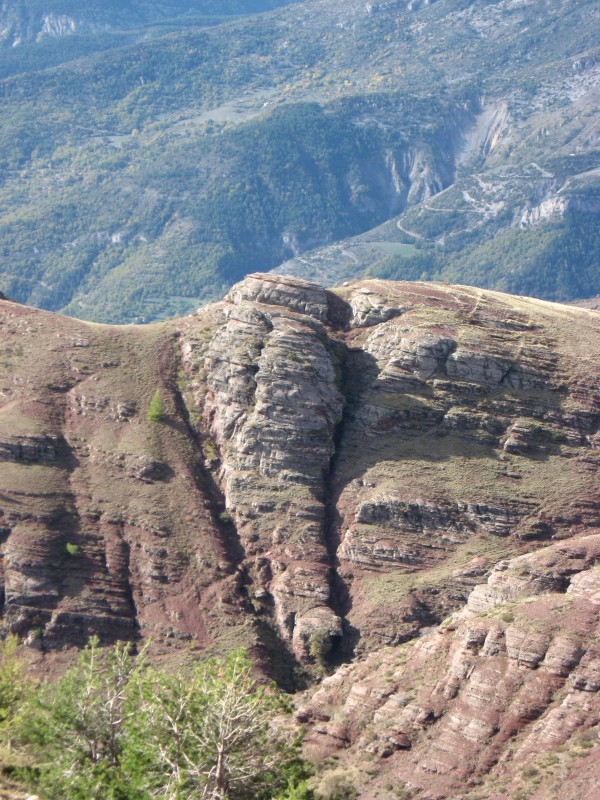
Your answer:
4;643;313;800
147;389;166;422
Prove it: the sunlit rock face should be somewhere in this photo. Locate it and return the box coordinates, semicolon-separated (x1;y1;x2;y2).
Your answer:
2;273;600;704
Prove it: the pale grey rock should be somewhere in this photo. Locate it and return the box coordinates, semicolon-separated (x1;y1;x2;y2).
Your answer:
226;273;332;322
348;288;405;328
198;274;345;657
0;435;59;464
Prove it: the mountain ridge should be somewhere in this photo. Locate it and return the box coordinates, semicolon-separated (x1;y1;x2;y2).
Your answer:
1;273;599;795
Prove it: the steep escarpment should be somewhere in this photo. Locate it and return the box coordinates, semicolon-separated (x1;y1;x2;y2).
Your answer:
328;280;600;654
179;275;348;660
2;275;599;694
177;274;600;668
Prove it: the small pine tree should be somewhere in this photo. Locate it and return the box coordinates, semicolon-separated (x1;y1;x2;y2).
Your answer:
5;643;314;800
147;389;165;422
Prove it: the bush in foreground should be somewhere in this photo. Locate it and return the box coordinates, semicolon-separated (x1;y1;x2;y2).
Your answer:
1;639;312;800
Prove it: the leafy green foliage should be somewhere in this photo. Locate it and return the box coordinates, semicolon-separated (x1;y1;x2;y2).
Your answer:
132;649;311;799
0;92;448;322
0;635;33;746
3;640;313;800
147;389;166;422
22;638;147;800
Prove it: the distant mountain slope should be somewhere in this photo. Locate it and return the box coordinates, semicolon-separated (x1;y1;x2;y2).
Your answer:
0;0;598;322
0;0;302;80
0;0;298;43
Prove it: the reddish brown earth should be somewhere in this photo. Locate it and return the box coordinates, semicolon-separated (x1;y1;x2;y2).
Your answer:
1;274;599;796
298;535;600;799
0;301;252;670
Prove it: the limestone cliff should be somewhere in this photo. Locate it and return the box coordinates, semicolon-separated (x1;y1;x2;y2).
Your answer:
180;274;600;663
0;274;599;794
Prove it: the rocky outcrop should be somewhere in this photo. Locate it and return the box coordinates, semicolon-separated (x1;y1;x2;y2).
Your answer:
38;14;76;40
464;537;600;617
324;280;600;653
0;435;60;464
177;274;600;666
181;274;345;658
347;287;405;328
520;194;600;228
298;536;600;799
2;275;600;687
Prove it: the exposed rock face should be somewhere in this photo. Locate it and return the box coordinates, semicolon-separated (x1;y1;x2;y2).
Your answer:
298;536;600;799
182;274;346;658
1;276;599;717
325;280;600;654
176;273;600;670
0;435;60;464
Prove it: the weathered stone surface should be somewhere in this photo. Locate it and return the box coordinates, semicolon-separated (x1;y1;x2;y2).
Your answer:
347;287;405;328
465;536;600;616
298;536;600;799
0;435;60;463
2;267;600;791
184;274;346;658
225;272;334;323
176;275;600;664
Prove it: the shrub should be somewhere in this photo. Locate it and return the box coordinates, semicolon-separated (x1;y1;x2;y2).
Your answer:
7;643;313;800
315;767;359;799
0;634;33;744
309;631;332;673
203;437;219;460
147;389;165;422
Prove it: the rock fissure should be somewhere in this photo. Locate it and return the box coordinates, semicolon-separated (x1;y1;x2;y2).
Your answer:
3;272;600;792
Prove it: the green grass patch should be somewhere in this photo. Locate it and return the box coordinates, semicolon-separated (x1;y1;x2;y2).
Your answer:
375;242;418;257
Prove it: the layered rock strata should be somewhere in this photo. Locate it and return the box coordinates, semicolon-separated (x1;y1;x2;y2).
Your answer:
181;275;346;658
298;536;600;799
1;274;599;683
179;274;600;662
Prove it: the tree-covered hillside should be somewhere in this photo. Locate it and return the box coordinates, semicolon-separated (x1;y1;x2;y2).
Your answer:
0;0;299;44
0;0;598;322
0;0;301;79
